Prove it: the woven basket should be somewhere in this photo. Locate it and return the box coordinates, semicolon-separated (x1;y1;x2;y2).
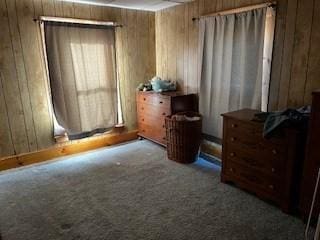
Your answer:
165;112;202;164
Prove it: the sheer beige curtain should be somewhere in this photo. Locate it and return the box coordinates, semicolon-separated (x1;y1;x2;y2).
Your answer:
199;7;275;138
45;23;118;139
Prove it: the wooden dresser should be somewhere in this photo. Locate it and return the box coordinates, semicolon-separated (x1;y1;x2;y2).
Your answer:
136;91;197;146
221;109;305;213
300;90;320;221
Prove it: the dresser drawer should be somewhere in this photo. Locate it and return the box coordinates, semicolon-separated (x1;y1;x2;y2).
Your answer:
226;118;286;146
225;161;280;196
138;123;166;144
226;118;261;136
137;103;171;118
225;143;285;177
137;112;166;129
137;93;170;108
226;134;287;162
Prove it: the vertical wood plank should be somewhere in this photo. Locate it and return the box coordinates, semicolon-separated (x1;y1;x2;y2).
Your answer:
223;0;235;10
0;62;14;156
41;0;54;16
304;0;320;104
6;0;38;151
176;4;185;91
155;11;161;77
287;0;315;107
73;2;91;19
216;0;223;12
268;0;289;110
54;0;63;17
162;9;168;80
204;0;216;15
148;12;156;79
62;1;74;17
167;7;177;82
16;0;54;149
188;0;199;93
90;5;103;20
277;0;299;110
0;0;29;154
127;10;138;130
119;9;129;128
113;7;124;125
183;2;189;93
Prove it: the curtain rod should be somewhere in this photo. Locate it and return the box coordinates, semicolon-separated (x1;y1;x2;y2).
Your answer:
192;1;277;21
34;16;123;27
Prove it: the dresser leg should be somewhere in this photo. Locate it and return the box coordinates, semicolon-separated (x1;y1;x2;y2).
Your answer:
138;136;144;140
221;174;228;183
281;203;291;214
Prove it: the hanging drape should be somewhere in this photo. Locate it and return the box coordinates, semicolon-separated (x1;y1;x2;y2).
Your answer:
199;7;275;138
45;22;118;139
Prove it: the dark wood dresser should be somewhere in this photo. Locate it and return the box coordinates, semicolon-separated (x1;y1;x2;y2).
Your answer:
136;91;197;146
300;90;320;221
221;109;305;213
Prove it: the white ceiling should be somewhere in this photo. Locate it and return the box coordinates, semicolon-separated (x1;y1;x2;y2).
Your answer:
59;0;194;11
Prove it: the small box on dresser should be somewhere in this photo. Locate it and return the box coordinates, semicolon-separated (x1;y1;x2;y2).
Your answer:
221;109;306;213
136;91;197;146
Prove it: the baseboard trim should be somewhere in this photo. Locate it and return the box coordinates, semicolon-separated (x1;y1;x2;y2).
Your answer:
200;140;222;159
0;130;138;171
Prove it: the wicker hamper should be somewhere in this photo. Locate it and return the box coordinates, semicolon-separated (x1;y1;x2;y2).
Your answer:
165;112;202;163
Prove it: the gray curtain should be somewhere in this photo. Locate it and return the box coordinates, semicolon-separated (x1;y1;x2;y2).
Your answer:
45;23;118;139
199;8;273;138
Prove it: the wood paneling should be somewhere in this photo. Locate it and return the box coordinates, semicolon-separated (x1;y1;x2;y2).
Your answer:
2;0;319;158
0;0;155;158
155;0;320;111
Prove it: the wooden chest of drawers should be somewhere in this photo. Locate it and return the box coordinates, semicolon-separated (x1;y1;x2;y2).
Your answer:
300;90;320;221
136;91;197;146
221;109;305;213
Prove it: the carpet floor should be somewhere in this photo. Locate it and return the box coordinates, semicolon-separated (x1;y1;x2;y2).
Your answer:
0;140;309;240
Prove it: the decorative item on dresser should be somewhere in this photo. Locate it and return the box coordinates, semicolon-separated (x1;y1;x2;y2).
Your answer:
300;90;320;221
221;109;306;213
136;91;197;146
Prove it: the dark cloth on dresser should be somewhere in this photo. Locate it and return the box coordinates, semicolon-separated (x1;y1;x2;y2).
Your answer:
254;106;310;138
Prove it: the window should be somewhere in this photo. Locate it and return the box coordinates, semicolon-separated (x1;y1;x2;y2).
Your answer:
43;21;120;140
199;7;276;139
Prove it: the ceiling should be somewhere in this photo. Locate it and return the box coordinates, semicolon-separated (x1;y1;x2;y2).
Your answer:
59;0;194;11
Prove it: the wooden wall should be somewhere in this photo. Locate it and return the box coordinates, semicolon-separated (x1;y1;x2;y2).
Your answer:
155;0;320;111
0;0;155;158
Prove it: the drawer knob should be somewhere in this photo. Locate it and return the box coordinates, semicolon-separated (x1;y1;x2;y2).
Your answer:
231;137;236;142
231;124;237;128
272;149;277;155
230;152;235;157
141;107;144;110
162;125;165;128
271;168;275;173
143;98;146;101
159;101;163;104
162;112;166;116
269;184;274;190
142;119;144;122
163;137;166;140
229;168;234;172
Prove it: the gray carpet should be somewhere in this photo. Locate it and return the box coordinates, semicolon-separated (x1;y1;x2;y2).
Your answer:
0;140;308;240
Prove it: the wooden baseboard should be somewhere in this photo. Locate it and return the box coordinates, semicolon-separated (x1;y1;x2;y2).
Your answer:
0;130;138;171
200;140;222;160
